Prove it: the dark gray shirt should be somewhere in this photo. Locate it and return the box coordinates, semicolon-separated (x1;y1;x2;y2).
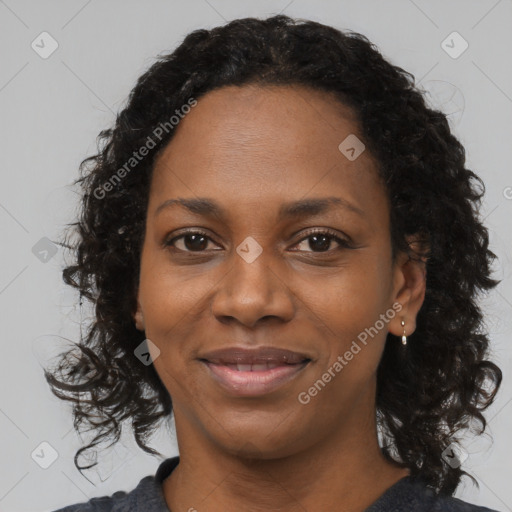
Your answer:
52;456;499;511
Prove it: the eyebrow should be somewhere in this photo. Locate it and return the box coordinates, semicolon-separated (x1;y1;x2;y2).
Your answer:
154;196;366;221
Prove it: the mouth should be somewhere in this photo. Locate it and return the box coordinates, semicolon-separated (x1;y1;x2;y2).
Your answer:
198;346;312;397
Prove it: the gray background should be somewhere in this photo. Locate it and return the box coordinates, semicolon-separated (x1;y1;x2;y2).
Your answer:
0;1;511;511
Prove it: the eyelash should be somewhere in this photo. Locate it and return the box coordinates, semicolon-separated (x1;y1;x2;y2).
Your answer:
164;228;352;254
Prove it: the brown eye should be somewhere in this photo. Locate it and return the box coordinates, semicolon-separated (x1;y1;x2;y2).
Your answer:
164;228;352;255
292;229;352;253
165;231;220;252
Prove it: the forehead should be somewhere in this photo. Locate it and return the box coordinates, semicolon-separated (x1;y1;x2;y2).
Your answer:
150;85;386;223
155;84;364;168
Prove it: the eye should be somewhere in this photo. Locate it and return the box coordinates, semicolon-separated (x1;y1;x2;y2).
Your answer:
164;230;221;252
164;228;352;254
292;228;352;253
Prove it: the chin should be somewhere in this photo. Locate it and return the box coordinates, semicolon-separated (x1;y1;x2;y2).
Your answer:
209;418;308;461
224;440;298;461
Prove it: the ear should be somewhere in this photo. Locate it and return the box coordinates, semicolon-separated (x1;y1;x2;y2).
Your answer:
133;294;145;332
388;236;428;338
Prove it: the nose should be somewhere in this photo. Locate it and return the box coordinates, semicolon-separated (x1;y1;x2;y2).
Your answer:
210;246;295;329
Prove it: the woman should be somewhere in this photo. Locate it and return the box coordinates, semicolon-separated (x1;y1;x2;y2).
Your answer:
49;15;502;512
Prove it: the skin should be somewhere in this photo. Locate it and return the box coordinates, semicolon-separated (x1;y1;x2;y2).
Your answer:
133;84;427;512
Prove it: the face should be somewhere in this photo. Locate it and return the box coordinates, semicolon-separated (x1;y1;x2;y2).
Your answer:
134;84;423;460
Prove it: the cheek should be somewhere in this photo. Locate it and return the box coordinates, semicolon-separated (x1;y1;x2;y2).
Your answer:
306;257;392;371
137;262;202;380
306;255;389;323
139;254;210;326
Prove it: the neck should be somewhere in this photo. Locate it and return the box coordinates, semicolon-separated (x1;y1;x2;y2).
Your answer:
163;391;409;511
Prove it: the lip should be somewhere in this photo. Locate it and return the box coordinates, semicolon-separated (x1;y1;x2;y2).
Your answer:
199;346;311;365
202;359;310;397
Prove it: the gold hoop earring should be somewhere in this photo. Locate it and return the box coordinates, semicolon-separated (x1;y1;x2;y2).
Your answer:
401;320;407;346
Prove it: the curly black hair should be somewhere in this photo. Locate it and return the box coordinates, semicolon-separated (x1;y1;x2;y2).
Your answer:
45;14;502;495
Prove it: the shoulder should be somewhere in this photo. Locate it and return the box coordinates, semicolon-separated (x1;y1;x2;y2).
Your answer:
429;492;500;512
366;476;500;512
50;476;156;512
51;457;179;512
